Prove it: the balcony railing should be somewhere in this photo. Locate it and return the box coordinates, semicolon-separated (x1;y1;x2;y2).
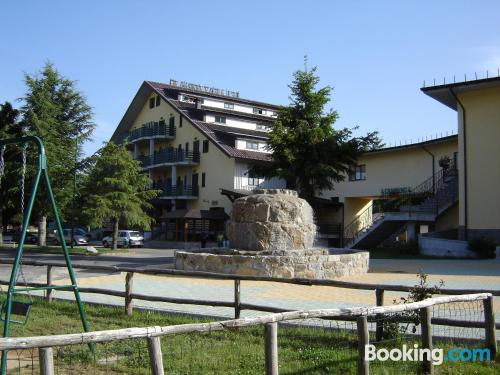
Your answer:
129;122;176;142
116;122;176;145
157;185;199;198
136;150;200;168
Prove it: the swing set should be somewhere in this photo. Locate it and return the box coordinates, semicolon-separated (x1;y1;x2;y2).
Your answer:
0;136;91;374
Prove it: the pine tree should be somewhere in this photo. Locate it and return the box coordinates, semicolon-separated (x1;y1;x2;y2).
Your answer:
251;65;382;201
0;102;23;246
82;142;159;250
20;63;95;245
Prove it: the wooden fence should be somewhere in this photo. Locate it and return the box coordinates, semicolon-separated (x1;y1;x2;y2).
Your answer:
0;258;498;329
0;293;496;375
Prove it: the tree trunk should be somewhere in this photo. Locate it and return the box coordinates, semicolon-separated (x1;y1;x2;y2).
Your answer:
0;210;3;247
38;215;47;247
112;219;119;251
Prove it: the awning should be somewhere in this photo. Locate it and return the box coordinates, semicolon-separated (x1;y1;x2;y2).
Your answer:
161;209;229;221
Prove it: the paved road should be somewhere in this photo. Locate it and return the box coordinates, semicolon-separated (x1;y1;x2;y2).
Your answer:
0;247;175;284
0;249;498;335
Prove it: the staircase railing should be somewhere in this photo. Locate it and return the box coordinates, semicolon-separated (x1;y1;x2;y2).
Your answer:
343;203;380;247
343;163;458;247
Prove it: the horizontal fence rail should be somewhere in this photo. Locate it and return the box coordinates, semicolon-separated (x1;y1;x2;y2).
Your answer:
0;293;491;350
0;293;496;375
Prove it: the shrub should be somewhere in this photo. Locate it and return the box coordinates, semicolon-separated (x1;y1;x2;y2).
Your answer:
468;237;498;259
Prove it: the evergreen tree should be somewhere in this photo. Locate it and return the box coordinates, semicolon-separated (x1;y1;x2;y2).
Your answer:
251;65;382;201
20;63;95;245
0;102;23;245
82;142;159;250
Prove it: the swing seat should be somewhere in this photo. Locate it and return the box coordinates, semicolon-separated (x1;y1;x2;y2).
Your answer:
0;300;33;325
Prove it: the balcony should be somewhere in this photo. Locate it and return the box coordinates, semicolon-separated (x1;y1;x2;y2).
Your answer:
123;121;176;144
157;184;199;199
137;149;200;169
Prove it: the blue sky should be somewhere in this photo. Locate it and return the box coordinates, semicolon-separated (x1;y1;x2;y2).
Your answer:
1;1;500;156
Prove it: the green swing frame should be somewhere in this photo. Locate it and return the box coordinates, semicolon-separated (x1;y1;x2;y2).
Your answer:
0;136;91;374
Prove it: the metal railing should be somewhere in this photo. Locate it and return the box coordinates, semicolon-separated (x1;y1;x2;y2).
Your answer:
157;184;199;198
128;121;176;142
136;149;200;168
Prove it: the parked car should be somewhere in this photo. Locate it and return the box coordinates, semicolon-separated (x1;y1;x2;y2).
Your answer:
2;230;38;244
53;228;89;246
102;230;144;248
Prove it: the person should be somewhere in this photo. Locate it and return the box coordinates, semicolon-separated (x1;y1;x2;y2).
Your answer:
223;233;229;248
201;232;208;248
216;232;224;247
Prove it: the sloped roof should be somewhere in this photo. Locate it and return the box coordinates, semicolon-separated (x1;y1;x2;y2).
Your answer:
111;81;274;163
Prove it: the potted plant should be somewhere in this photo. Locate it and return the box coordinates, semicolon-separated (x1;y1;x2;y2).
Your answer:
439;155;451;170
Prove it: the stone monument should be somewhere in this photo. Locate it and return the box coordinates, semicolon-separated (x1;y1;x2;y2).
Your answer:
175;189;368;279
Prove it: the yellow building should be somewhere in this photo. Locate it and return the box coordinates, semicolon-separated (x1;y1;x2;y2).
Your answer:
112;76;498;250
422;76;500;242
111;80;285;241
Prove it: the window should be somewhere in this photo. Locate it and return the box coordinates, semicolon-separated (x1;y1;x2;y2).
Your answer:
246;141;259;150
202;140;209;153
169;116;175;128
349;165;366;181
224;102;234;109
149;97;155;109
256;123;269;131
201;172;206;187
214;116;226;124
253;108;266;115
247;171;261;187
155;95;161;107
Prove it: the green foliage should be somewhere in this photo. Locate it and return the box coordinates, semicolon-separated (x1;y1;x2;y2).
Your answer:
81;142;159;230
468;237;498;259
251;63;382;200
20;62;95;223
0;102;24;228
383;272;444;341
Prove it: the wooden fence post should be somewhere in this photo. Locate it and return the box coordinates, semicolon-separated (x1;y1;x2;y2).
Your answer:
125;272;134;316
375;288;384;342
147;336;164;375
483;295;497;357
420;307;433;374
265;322;278;375
357;316;369;375
39;347;54;375
234;280;241;319
46;266;53;303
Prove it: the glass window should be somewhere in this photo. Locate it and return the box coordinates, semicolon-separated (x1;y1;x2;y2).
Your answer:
246;141;259;150
224;103;234;109
349;165;366;181
202;140;209;153
256;124;269;131
155;95;160;106
202;172;206;187
149;97;155;109
214;116;226;124
253;108;266;115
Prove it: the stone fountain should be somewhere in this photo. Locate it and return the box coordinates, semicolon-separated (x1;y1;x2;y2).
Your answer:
175;189;368;279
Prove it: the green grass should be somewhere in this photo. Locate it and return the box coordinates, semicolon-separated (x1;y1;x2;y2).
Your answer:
1;297;498;374
0;244;128;256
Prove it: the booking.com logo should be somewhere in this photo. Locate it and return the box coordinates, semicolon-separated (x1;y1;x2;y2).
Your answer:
365;344;491;365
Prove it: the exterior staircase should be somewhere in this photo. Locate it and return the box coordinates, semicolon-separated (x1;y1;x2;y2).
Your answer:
344;166;458;249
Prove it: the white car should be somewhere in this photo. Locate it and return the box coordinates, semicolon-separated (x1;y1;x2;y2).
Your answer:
102;230;144;248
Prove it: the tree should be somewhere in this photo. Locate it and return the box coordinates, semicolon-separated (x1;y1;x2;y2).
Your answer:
251;65;382;201
0;102;23;246
81;142;159;250
20;63;95;246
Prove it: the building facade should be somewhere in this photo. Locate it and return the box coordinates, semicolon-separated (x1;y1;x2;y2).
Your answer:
111;80;285;240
